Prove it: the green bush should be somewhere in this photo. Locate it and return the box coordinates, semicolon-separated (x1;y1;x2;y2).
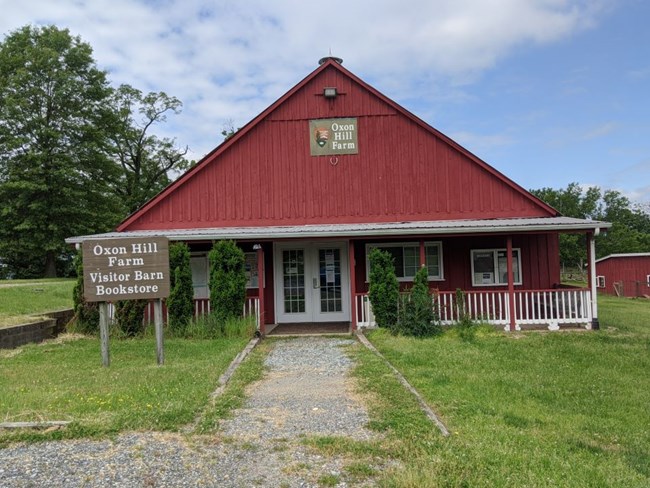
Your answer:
209;240;247;324
396;266;441;337
71;253;99;334
114;299;147;337
167;243;194;333
453;288;479;341
368;247;399;330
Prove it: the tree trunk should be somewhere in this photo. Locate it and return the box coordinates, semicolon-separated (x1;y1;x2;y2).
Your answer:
44;250;57;278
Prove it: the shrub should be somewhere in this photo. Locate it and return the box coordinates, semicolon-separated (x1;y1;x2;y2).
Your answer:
71;253;99;334
114;299;147;337
368;247;400;330
396;266;441;337
167;243;194;333
209;240;247;324
453;288;478;341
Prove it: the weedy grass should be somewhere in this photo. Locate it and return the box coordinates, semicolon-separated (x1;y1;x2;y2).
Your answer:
0;279;75;326
350;294;650;487
0;335;248;446
194;339;268;433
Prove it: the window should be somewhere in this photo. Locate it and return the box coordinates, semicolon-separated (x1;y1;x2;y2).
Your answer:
471;248;521;286
244;252;260;288
597;276;606;288
366;242;443;281
646;275;650;287
190;254;209;299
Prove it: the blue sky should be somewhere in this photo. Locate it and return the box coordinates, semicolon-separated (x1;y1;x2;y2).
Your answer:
2;0;649;205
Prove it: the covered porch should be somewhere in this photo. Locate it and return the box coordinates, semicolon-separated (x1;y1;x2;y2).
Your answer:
75;216;609;334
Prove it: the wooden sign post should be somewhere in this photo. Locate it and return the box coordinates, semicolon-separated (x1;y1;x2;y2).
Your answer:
81;237;170;367
99;302;110;367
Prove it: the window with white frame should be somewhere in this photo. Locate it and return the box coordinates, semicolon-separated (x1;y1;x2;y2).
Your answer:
190;254;209;299
471;248;521;286
646;275;650;287
366;242;443;281
597;275;606;288
244;252;260;288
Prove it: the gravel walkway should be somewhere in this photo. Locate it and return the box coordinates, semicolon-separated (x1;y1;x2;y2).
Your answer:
0;337;385;487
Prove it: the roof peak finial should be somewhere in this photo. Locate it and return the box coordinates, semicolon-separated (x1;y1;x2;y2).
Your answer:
318;52;343;65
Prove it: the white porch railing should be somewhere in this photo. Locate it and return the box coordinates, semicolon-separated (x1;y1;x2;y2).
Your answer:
192;297;260;330
109;297;261;330
355;288;592;330
356;294;376;328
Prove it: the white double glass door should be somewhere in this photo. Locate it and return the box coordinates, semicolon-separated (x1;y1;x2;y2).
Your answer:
274;242;350;323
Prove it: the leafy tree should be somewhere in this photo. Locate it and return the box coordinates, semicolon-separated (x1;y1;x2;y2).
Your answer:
596;190;650;257
167;242;194;333
107;85;189;213
531;183;650;268
0;25;123;277
209;240;246;324
368;248;399;330
531;183;600;270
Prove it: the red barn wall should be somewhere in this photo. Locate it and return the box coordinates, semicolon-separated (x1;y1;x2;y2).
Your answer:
122;66;552;232
596;256;650;297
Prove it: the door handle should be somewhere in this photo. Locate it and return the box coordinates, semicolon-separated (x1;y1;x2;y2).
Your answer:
313;277;320;289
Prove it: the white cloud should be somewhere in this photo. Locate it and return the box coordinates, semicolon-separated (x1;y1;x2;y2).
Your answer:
0;0;612;159
581;122;618;140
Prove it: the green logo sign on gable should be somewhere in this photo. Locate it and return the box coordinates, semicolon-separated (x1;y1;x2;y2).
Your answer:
309;118;359;156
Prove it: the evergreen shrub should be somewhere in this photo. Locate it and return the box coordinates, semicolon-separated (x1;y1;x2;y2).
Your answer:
114;299;147;337
368;247;399;330
209;240;247;324
396;266;441;337
167;242;194;333
71;253;99;334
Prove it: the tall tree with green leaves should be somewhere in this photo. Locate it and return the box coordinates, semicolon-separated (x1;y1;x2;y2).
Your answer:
531;183;650;268
107;84;189;213
0;25;123;277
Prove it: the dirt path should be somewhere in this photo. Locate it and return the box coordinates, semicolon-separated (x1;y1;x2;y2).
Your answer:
0;337;386;487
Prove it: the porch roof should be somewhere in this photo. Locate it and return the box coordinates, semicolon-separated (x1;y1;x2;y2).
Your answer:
66;216;610;244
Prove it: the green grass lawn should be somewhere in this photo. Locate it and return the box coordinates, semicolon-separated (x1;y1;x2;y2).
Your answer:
0;279;75;327
0;336;248;446
354;295;650;487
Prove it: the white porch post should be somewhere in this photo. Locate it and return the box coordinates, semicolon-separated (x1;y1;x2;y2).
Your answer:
506;236;518;331
349;240;357;331
587;232;599;329
256;244;265;336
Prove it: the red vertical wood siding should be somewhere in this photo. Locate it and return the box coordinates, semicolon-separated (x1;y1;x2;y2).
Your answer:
596;255;650;297
121;64;554;232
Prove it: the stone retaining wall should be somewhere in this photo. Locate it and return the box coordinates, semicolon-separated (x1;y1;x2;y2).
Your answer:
0;309;74;349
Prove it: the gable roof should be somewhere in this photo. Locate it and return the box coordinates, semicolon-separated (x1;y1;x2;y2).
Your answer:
596;252;650;264
117;59;558;232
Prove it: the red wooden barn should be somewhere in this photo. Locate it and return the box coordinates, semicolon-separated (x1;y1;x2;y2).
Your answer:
68;58;610;332
595;253;650;298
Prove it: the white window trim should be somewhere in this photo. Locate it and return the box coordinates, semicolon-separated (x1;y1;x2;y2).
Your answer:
470;248;522;287
365;241;444;282
597;275;606;288
646;275;650;287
